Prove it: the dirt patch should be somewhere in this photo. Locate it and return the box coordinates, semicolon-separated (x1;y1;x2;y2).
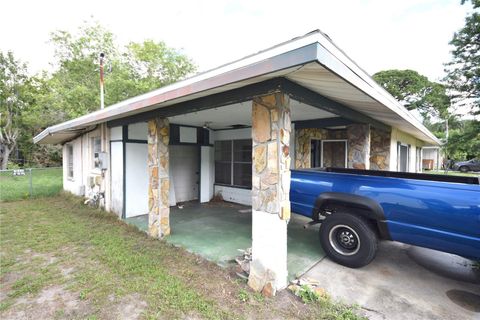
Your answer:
100;294;148;320
0;272;22;302
2;285;92;320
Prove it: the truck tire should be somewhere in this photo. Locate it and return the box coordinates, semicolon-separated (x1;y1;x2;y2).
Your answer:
319;212;378;268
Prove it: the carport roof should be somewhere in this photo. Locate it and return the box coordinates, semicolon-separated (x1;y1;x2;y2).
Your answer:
34;30;440;145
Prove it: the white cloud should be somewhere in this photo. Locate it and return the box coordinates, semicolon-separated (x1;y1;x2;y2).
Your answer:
0;0;469;81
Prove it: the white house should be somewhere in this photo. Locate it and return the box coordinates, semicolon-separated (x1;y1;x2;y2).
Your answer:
34;30;441;293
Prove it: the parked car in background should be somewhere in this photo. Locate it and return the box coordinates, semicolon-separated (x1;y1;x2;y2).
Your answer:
453;159;480;172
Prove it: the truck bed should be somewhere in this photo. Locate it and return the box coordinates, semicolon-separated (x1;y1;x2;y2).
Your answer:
311;167;479;185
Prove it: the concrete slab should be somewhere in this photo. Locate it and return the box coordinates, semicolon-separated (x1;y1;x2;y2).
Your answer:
124;201;324;280
304;241;480;320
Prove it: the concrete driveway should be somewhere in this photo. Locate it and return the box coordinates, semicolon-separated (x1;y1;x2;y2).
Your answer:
304;241;480;320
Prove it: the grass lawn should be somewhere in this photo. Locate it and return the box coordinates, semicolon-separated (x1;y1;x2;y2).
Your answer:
424;170;479;177
0;195;364;320
0;168;63;202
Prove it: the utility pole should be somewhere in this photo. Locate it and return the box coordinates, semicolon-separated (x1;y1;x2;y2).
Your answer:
99;53;105;110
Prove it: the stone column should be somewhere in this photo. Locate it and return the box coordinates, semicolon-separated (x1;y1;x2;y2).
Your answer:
369;127;391;170
147;118;170;238
249;92;291;296
347;124;371;169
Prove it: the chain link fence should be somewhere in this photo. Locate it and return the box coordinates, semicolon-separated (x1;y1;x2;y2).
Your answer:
0;167;63;202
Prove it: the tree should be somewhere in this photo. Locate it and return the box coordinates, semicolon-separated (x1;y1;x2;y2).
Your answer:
0;51;32;169
373;69;450;121
41;22;197;121
125;40;196;90
430;119;480;159
444;0;479;114
16;21;197;167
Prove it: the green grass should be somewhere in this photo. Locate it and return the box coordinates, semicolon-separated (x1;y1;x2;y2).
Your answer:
424;170;479;177
0;195;365;319
0;167;62;202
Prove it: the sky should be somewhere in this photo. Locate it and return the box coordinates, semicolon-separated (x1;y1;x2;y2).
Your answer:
0;0;471;82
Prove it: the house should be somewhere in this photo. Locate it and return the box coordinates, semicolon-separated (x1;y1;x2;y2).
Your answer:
34;30;441;293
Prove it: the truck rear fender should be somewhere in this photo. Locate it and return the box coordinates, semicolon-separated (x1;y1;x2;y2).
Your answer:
313;192;391;240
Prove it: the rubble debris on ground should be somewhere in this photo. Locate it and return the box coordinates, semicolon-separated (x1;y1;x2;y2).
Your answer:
234;249;328;300
235;248;252;279
288;277;328;303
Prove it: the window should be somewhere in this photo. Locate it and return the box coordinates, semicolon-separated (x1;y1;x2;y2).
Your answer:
67;144;74;179
398;143;410;172
311;139;347;168
215;139;252;188
91;137;101;169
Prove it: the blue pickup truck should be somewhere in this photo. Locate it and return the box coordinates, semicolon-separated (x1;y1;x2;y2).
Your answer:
290;167;480;268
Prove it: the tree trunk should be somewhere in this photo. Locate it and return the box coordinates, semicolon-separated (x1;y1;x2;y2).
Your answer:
1;145;10;170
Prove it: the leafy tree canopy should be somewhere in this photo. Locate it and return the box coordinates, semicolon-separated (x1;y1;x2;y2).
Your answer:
42;22;197;120
3;21;197;168
373;69;450;121
444;0;480;114
0;51;34;169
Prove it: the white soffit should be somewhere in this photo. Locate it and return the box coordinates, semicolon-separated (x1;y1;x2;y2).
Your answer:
287;63;438;144
169;98;337;129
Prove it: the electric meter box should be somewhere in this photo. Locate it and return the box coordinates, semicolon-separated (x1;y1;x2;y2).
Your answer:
97;152;108;170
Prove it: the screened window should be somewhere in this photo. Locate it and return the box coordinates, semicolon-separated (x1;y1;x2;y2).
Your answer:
67;144;74;179
92;137;101;169
215;139;252;188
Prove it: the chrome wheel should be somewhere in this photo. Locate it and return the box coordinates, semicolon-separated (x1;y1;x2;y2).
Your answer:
328;224;360;256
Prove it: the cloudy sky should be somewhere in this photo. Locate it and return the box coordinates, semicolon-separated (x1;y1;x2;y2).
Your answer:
1;0;470;82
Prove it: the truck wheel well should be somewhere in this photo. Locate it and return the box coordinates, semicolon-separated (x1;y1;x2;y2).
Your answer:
313;192;391;240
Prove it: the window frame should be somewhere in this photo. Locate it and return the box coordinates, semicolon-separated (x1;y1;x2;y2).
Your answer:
397;142;410;172
66;144;74;180
310;138;348;168
214;139;252;189
91;136;102;170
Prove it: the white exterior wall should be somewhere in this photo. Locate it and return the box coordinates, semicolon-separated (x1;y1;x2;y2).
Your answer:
62;128;103;196
200;146;214;203
422;147;442;171
63;137;84;196
389;127;426;172
125;143;149;218
110;141;123;215
170;145;199;203
214;185;252;205
213;128;251;141
109;126;123;216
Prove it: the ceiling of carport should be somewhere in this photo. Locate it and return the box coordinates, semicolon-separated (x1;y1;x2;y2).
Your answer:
169;98;338;130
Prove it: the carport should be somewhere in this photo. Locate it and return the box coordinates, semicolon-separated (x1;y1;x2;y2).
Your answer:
109;89;381;293
125;201;324;280
34;30;440;295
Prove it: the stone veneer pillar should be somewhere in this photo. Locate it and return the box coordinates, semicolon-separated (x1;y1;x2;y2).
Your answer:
369;127;391;170
347;124;371;170
248;92;291;296
147;118;170;238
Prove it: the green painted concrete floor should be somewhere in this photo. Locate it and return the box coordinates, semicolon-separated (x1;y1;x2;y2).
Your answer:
125;201;325;280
